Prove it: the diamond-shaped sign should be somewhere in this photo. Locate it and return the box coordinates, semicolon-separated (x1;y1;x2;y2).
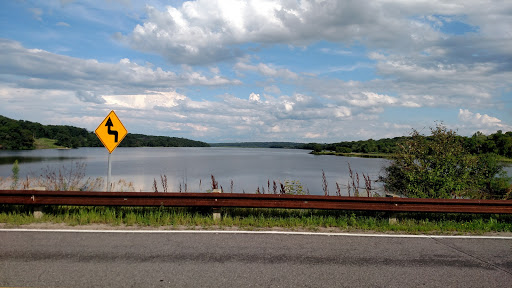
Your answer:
95;110;127;153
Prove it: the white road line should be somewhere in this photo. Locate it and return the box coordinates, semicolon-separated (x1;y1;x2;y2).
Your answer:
1;228;511;239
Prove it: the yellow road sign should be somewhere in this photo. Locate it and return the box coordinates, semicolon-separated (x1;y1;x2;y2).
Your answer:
95;110;128;153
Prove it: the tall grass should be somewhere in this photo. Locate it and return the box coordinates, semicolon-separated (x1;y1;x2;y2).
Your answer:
3;161;134;192
1;204;511;234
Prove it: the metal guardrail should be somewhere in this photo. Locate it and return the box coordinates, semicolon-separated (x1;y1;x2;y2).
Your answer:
1;190;512;214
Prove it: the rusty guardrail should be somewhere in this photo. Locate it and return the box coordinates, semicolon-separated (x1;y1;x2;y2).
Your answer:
1;190;511;214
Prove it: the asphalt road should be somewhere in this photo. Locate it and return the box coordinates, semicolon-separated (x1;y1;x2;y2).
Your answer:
1;230;511;287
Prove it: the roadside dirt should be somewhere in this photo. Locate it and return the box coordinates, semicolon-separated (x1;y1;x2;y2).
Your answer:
1;222;512;237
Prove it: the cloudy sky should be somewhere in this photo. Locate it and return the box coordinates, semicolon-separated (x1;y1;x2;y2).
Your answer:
0;0;511;143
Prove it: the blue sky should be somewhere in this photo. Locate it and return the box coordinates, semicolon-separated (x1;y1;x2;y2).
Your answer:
0;0;511;143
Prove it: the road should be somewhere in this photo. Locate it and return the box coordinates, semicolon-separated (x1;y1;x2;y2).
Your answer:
1;230;511;287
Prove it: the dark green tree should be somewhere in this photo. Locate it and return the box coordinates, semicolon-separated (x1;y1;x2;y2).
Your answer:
380;124;511;199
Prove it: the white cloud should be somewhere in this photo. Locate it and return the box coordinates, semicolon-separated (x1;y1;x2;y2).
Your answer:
319;48;352;55
348;92;397;107
334;106;351;118
76;90;105;104
0;39;240;102
56;22;71;27
235;61;298;79
126;0;456;65
103;91;187;109
458;109;507;127
249;92;261;102
457;109;512;135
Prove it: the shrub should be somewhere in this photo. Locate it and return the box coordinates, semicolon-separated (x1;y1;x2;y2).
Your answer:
380;123;511;199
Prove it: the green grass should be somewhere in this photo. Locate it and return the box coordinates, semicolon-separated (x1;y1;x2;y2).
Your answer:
1;205;511;235
311;151;392;159
34;138;66;149
312;151;512;163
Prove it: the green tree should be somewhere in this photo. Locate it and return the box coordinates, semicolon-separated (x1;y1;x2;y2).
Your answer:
379;124;510;199
313;143;323;153
472;153;511;199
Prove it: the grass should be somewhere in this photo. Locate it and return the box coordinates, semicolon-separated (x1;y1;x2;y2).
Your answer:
312;151;512;164
311;151;392;159
34;138;66;149
1;205;511;235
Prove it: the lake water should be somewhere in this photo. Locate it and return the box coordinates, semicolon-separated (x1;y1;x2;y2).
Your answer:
0;147;391;195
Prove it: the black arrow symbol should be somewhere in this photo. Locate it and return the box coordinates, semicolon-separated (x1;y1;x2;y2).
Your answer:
105;117;118;142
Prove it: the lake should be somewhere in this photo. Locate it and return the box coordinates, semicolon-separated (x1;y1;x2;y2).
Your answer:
0;147;390;195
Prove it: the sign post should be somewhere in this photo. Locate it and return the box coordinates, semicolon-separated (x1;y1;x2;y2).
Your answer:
95;110;127;191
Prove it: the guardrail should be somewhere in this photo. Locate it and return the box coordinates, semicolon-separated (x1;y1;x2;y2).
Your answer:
1;189;511;214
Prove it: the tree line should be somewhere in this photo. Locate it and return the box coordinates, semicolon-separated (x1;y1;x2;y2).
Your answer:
303;130;512;159
0;115;209;150
210;142;304;148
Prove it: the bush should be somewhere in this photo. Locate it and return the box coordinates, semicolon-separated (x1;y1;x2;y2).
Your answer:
380;124;511;199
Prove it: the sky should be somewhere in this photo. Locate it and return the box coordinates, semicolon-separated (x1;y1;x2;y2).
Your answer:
0;0;511;143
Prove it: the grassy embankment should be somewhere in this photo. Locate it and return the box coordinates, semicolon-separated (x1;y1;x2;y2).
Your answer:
311;151;391;159
1;205;511;235
312;150;512;163
34;138;67;149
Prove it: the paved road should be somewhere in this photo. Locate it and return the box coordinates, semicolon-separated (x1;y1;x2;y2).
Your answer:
1;230;511;287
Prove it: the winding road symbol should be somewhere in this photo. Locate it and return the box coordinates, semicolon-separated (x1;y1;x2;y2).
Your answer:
105;117;118;142
95;110;127;153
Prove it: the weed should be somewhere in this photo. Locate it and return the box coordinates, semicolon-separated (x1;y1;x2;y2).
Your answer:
34;161;105;191
11;160;19;189
322;169;329;196
211;175;218;190
153;179;158;192
161;175;168;192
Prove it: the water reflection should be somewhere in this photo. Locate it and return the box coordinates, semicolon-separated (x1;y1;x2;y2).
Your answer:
1;147;510;195
0;156;85;165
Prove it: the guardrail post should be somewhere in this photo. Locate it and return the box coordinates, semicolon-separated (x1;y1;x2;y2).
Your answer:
388;213;398;224
212;189;222;220
28;187;46;219
386;193;400;224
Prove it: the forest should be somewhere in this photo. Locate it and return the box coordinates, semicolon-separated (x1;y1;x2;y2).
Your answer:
0;115;209;149
302;130;512;159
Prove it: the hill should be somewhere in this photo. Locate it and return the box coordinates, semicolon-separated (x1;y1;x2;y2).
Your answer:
0;115;209;150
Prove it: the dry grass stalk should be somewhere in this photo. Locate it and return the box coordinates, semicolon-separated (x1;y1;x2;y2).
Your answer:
153;179;158;192
363;173;372;197
336;182;341;196
211;174;218;190
322;169;329;196
160;175;168;193
348;163;359;197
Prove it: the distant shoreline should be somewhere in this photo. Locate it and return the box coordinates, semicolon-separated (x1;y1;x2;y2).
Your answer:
311;151;391;159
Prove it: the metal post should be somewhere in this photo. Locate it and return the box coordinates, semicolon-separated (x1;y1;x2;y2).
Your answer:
28;187;46;219
107;152;112;192
212;188;222;220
